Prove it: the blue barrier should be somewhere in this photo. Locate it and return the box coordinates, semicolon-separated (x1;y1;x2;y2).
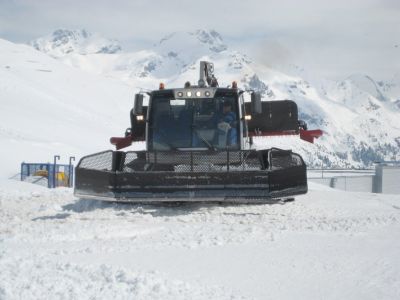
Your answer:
20;156;75;188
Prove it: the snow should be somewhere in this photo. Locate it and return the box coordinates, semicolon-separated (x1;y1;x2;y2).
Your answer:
1;30;399;174
1;179;399;299
0;38;133;179
30;29;121;57
1;31;400;299
28;29;400;167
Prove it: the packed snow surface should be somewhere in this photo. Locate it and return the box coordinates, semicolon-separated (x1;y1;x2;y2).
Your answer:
1;180;399;299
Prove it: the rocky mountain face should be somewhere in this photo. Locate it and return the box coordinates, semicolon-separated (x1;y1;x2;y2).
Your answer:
28;29;400;168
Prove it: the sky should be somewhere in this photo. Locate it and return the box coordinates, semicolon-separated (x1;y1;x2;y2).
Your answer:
0;0;399;80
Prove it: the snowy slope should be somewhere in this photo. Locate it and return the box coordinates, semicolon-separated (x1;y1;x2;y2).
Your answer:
29;29;400;167
0;38;134;178
1;179;399;299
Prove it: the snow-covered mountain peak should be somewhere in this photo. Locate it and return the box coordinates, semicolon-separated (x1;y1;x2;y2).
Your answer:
156;29;227;54
191;29;227;53
132;29;231;78
30;29;121;57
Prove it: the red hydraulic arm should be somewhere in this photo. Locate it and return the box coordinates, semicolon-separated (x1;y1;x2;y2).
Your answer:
249;129;323;144
112;129;323;150
299;129;324;143
110;134;146;150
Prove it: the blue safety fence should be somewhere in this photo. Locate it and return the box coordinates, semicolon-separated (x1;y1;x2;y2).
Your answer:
20;156;75;188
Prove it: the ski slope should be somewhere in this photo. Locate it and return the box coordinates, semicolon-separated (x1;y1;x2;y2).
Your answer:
0;38;133;179
1;179;399;299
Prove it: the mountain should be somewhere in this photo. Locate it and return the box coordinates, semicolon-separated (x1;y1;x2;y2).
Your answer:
26;29;400;167
4;28;399;170
0;38;133;178
30;29;121;57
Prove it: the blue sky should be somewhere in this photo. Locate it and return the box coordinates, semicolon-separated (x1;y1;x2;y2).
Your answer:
0;0;399;80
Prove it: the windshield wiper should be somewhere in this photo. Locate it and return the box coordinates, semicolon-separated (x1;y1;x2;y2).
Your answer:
194;129;217;151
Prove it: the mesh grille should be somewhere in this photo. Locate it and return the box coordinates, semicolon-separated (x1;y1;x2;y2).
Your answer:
78;151;113;171
77;149;303;173
270;150;303;170
123;150;262;172
123;152;140;172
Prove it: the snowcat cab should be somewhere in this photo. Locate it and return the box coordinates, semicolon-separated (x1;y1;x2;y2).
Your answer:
74;62;322;202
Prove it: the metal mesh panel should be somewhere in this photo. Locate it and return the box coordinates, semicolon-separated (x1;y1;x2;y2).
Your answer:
270;150;303;170
77;149;305;173
78;151;113;171
123;150;262;172
123;152;141;172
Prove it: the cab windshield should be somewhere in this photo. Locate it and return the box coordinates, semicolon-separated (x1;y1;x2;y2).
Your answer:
149;91;239;151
